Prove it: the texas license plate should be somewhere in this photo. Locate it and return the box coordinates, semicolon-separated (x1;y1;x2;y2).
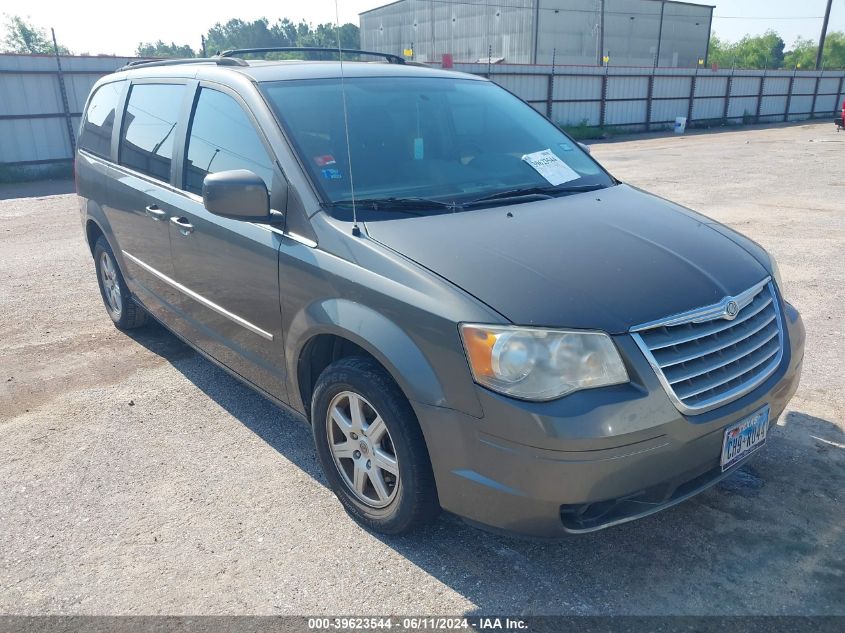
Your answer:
720;405;769;471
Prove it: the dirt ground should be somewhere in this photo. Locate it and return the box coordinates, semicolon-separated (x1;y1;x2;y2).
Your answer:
0;121;843;615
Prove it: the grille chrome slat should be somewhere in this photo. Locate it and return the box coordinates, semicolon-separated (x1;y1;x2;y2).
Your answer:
673;345;780;400
631;279;784;415
666;328;779;384
655;312;777;368
643;294;773;351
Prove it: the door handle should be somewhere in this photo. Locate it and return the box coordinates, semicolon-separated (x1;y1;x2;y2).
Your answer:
145;204;167;221
170;216;194;236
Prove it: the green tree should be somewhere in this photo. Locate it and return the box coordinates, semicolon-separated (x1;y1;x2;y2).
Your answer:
780;32;845;70
784;36;817;69
136;40;196;58
1;15;70;54
204;18;277;54
823;31;845;69
707;30;785;69
202;18;359;58
707;34;731;68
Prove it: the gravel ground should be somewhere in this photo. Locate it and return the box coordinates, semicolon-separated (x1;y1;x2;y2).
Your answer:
0;121;842;616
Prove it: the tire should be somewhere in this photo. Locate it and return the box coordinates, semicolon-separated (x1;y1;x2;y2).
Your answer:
311;356;440;534
93;236;147;330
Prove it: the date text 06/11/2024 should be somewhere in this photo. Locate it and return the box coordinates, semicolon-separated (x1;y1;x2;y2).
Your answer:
306;617;529;630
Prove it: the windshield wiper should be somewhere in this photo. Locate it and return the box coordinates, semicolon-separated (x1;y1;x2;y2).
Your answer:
323;197;458;214
463;183;608;208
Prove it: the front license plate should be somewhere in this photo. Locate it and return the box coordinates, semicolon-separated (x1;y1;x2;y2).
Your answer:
720;405;769;471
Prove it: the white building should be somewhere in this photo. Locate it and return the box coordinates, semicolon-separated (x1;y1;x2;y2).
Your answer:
360;0;714;67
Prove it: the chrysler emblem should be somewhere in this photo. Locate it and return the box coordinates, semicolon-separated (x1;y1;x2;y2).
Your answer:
725;300;739;319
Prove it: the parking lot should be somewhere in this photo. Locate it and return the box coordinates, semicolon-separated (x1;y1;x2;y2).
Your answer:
1;121;842;615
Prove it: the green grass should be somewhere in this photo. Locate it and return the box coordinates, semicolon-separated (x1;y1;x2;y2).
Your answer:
559;119;627;140
0;162;73;184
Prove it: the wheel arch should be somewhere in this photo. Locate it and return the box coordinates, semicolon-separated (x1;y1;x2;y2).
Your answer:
85;218;106;254
83;200;119;257
287;299;447;420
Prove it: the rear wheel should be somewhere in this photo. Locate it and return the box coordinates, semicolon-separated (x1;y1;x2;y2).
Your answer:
311;357;440;534
93;236;147;330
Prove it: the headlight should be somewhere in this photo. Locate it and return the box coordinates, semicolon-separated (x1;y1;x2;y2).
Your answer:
459;324;629;401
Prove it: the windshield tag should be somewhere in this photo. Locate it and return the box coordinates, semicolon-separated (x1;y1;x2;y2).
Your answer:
413;137;424;160
522;149;580;186
321;168;343;180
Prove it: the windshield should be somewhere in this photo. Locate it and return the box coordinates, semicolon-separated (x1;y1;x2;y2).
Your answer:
261;76;613;211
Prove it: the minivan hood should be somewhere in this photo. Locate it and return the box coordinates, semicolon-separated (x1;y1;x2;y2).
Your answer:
364;184;768;333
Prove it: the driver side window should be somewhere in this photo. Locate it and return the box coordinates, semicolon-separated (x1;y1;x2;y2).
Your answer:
184;88;274;195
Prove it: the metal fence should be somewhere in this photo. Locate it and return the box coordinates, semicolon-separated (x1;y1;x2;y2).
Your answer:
0;54;137;168
2;53;844;173
452;62;845;131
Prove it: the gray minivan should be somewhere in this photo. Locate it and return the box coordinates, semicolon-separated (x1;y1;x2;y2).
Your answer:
75;49;804;536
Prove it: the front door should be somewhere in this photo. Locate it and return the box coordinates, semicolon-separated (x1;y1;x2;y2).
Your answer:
166;85;287;401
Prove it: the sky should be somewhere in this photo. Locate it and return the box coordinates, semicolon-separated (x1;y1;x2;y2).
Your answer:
3;0;845;57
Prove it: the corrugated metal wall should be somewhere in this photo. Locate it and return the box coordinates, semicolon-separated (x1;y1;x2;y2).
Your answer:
0;54;136;166
452;63;845;130
361;0;536;63
360;0;712;66
2;54;844;172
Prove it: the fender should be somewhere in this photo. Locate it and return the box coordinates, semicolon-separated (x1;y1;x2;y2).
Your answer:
286;298;448;416
83;200;125;265
83;201;143;291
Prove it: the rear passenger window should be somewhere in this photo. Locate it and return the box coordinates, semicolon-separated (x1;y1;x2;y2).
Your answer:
119;83;184;182
78;80;125;158
184;88;274;195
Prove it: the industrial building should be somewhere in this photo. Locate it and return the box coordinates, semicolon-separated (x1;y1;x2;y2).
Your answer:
360;0;714;67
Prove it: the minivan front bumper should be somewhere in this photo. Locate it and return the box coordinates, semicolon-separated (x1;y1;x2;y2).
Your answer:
412;301;805;537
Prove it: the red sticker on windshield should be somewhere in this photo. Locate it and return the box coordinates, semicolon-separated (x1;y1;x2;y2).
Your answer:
313;155;336;167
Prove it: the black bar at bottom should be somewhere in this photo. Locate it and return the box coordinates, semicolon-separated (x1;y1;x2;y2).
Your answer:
0;615;843;633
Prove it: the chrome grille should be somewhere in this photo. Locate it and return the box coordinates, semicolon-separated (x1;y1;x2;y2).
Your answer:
631;279;784;414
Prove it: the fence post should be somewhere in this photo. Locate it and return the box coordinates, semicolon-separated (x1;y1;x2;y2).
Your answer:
686;68;697;127
722;70;733;124
784;69;796;123
600;64;609;128
837;75;845;114
645;69;655;132
486;44;492;78
546;48;556;119
810;73;822;119
755;71;765;123
51;28;76;157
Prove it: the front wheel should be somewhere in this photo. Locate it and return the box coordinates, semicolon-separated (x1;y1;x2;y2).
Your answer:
311;357;440;534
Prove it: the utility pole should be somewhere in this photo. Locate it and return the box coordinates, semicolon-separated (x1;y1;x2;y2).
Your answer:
816;0;833;70
655;0;666;68
51;28;75;156
598;0;606;67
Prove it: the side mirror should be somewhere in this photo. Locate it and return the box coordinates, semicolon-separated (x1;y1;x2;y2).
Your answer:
202;169;270;222
578;142;591;154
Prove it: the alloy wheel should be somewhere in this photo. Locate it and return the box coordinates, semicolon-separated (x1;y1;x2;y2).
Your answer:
326;390;400;508
99;251;122;318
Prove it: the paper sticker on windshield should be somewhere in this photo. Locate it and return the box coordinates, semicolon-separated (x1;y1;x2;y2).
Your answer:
522;149;580;186
313;155;336;167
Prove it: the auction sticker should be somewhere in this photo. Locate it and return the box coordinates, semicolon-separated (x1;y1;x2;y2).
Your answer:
522;149;580;186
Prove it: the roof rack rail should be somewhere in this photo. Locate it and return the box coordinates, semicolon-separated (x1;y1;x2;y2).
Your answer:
118;57;248;71
218;47;406;65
